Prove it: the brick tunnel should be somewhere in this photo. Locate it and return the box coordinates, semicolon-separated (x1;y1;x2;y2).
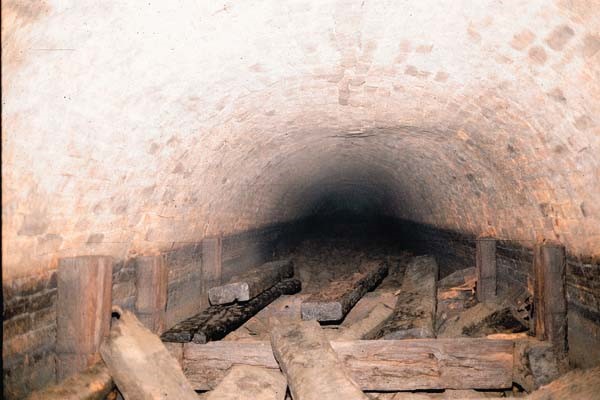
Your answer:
2;0;600;399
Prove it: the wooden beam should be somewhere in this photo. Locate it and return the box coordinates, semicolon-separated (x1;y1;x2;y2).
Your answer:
476;237;497;302
161;278;301;343
533;243;567;352
135;255;168;333
182;338;514;391
513;338;566;392
301;261;388;322
270;320;368;400
208;259;293;305
335;291;396;340
56;256;113;380
202;236;223;293
205;365;287;400
379;256;438;339
100;308;198;400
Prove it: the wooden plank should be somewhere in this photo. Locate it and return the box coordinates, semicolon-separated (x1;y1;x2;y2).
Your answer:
224;294;311;342
533;244;545;338
379;256;438;339
533;243;568;352
513;338;567;392
205;365;287;400
436;267;477;331
336;291;396;340
208;259;293;305
202;236;223;292
270;320;368;400
161;278;301;343
56;256;113;380
135;255;168;333
476;237;497;302
301;261;388;321
183;338;514;391
100;308;198;400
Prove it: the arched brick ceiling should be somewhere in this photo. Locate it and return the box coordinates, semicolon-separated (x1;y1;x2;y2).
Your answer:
2;0;599;280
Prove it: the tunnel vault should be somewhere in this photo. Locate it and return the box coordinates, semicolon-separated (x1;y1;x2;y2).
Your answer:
2;0;600;398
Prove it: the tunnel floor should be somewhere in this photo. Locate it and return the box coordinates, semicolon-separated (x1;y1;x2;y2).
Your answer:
181;233;540;399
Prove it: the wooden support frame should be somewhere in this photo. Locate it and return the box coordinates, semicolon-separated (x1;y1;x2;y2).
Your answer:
182;338;514;391
533;242;567;352
56;256;113;380
476;237;497;302
135;255;168;333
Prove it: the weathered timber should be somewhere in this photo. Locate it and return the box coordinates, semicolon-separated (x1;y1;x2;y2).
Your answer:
476;237;497;302
224;294;311;341
26;362;113;400
336;291;396;340
378;256;438;339
208;259;294;305
205;365;287;400
436;267;477;330
56;256;113;380
513;338;568;392
379;390;494;400
161;278;301;343
533;243;567;352
182;338;514;391
100;308;198;400
164;342;184;367
525;365;600;400
301;261;388;321
135;255;168;333
270;320;368;400
462;306;528;337
202;236;223;293
438;302;503;338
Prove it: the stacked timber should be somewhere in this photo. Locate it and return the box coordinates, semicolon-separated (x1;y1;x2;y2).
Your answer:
182;338;514;391
100;308;198;400
270;320;368;400
204;365;287;400
300;261;388;322
436;267;477;331
161;278;301;343
378;256;438;339
209;259;294;305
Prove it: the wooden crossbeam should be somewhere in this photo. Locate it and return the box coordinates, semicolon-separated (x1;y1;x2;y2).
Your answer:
208;259;293;305
161;279;301;343
182;338;514;391
301;261;388;322
379;255;438;339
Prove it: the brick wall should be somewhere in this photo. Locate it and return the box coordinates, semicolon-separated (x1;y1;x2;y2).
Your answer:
566;258;600;368
496;241;533;295
2;222;292;398
388;218;599;368
163;243;204;328
3;271;58;399
112;259;137;311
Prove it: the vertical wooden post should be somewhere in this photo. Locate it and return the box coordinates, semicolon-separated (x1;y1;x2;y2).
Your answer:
476;237;497;303
202;236;222;294
534;243;567;352
135;255;168;334
56;255;113;380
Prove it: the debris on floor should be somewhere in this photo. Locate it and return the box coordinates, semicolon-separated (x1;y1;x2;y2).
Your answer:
100;307;198;400
377;256;438;339
23;238;590;400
